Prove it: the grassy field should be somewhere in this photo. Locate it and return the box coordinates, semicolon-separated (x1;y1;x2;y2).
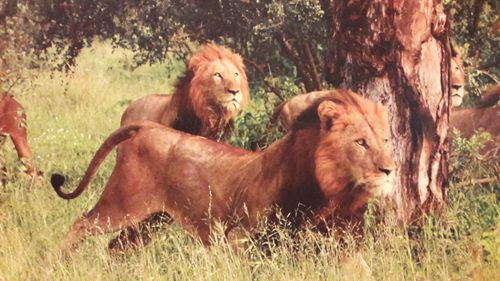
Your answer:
0;42;498;281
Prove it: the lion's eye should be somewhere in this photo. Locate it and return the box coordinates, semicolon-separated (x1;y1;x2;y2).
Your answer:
383;138;390;147
355;138;369;149
234;72;239;77
214;72;223;79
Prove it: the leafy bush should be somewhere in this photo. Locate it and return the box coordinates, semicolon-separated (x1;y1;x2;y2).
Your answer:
448;129;499;266
449;129;499;186
230;77;301;150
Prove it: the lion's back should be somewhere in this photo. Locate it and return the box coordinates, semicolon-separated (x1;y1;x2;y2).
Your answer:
120;94;172;126
129;125;250;166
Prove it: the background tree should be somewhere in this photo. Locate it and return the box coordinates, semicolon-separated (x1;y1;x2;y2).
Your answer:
320;0;454;222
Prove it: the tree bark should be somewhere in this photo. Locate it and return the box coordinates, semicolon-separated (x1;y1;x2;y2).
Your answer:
321;0;452;224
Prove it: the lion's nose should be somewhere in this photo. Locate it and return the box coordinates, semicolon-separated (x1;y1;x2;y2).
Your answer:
228;89;239;95
378;167;392;176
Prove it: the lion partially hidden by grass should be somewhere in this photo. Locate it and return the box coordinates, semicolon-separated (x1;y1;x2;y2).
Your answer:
51;89;395;255
120;43;249;141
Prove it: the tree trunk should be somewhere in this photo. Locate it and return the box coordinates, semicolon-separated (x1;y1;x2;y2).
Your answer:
321;0;452;224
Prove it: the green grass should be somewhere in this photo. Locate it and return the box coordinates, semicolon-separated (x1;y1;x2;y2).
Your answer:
0;41;499;280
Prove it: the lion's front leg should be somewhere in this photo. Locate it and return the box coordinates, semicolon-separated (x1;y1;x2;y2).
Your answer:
10;131;38;177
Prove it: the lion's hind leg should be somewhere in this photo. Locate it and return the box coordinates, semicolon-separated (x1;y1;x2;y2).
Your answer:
60;202;158;256
108;212;173;254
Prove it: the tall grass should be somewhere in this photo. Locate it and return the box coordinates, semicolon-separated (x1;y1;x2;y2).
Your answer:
0;41;498;281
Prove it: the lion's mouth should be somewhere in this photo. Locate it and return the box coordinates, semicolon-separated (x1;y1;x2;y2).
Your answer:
224;99;240;111
451;93;463;106
359;176;394;197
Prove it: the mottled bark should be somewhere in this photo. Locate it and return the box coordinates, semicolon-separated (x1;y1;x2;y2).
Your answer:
321;0;452;223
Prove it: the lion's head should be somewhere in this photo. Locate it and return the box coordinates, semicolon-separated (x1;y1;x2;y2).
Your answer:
450;50;465;107
181;44;249;124
289;90;396;208
121;44;249;140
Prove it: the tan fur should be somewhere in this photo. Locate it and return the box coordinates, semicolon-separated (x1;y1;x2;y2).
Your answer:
274;91;331;130
0;93;37;176
450;84;500;154
52;89;395;253
121;44;249;140
450;52;465;107
478;84;500;108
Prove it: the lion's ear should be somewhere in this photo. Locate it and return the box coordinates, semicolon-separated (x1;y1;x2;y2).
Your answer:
318;100;344;131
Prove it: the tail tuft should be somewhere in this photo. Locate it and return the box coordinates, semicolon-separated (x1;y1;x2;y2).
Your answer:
51;173;66;189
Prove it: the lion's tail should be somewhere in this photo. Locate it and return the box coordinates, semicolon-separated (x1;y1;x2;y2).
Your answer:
51;123;147;200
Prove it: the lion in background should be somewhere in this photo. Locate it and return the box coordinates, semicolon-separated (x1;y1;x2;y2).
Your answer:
450;84;499;155
446;47;498;155
51;90;395;256
450;51;465;107
0;92;38;177
121;44;249;141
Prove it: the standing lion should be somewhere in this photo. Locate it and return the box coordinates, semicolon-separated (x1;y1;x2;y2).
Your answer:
120;44;249;141
118;43;249;246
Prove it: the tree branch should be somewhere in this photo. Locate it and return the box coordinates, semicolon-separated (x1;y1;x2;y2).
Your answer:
454;177;499;188
478;57;500;70
244;58;284;101
303;40;322;90
275;33;314;92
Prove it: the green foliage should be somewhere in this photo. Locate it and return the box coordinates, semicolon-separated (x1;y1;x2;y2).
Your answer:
480;222;500;263
448;128;500;266
2;0;496;99
231;77;300;150
1;0;328;95
449;129;498;185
